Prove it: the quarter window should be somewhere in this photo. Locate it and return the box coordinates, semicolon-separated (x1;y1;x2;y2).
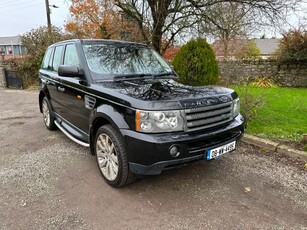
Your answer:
64;44;80;68
42;47;53;69
52;45;63;72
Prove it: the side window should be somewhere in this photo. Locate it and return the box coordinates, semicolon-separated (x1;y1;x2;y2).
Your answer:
64;44;80;67
42;47;53;69
52;45;63;72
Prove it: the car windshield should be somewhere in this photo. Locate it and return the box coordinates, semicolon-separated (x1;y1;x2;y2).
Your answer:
82;42;173;80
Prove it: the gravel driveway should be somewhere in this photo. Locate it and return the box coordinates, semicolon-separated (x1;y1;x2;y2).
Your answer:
0;89;306;230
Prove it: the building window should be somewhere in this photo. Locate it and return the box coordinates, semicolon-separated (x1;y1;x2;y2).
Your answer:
8;46;12;55
0;47;4;55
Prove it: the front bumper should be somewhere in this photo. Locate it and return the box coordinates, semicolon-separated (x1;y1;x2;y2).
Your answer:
121;114;245;175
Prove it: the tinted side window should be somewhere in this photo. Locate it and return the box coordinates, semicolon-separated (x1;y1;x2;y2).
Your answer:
52;45;63;72
64;44;80;67
42;47;53;69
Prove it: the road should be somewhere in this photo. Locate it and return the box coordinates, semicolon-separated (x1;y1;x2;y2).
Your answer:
0;89;306;230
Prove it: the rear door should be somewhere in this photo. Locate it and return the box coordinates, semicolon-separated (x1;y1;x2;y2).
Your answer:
39;45;65;116
46;45;67;118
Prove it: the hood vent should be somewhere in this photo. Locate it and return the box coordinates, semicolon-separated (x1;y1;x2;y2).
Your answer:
85;95;96;110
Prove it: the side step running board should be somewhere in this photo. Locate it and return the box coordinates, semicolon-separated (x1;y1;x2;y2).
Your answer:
55;120;90;147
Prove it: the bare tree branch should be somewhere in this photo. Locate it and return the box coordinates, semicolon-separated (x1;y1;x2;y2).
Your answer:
113;0;302;53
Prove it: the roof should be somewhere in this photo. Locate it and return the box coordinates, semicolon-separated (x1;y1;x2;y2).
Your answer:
0;36;22;46
211;39;247;57
52;39;148;47
211;38;281;57
254;39;280;55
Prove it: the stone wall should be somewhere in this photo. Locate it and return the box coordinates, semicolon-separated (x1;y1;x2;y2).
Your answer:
219;60;307;87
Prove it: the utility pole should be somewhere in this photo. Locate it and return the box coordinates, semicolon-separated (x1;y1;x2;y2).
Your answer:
45;0;59;32
45;0;51;30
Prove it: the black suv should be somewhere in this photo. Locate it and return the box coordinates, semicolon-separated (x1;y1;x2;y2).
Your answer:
39;39;245;187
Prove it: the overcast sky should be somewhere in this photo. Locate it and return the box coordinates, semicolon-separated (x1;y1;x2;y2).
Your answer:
0;0;306;38
0;0;70;36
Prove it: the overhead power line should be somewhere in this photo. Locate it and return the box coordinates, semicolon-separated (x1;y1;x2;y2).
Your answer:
0;2;44;14
0;0;62;8
0;0;41;9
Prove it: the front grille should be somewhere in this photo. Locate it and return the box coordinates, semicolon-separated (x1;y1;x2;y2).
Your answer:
184;102;233;132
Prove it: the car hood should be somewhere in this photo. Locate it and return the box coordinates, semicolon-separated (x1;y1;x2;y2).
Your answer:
94;79;237;110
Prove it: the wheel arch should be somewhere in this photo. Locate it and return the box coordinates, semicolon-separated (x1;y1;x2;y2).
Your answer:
39;88;51;113
39;91;45;113
89;105;130;155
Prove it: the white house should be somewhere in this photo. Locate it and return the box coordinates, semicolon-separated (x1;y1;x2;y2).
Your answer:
0;36;26;56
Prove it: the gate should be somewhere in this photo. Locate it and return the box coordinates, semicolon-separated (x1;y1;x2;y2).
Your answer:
5;70;24;89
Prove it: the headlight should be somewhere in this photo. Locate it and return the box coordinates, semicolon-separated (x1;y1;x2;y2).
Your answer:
136;110;184;133
232;98;240;117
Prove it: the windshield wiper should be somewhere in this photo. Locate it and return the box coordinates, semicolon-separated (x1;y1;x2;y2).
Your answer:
113;72;177;82
154;72;177;77
113;74;154;82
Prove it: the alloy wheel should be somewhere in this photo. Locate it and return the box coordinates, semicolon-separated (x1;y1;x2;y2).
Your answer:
96;133;119;181
42;100;50;127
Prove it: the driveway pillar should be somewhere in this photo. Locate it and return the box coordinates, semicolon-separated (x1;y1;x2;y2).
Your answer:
0;66;6;88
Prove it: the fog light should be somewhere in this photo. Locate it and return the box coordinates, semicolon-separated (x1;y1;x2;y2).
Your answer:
169;145;180;157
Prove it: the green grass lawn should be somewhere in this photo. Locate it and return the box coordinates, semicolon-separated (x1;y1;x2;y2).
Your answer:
231;86;307;144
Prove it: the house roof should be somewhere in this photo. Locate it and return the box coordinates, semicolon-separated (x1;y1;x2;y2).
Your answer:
211;38;281;57
254;39;280;56
211;39;247;57
0;36;22;46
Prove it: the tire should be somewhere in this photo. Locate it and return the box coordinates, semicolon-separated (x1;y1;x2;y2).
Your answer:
94;125;135;187
42;97;57;130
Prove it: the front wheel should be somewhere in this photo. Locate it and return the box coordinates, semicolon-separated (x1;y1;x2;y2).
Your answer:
94;125;135;187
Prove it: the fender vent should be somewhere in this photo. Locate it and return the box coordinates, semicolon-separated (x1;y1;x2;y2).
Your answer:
84;95;96;110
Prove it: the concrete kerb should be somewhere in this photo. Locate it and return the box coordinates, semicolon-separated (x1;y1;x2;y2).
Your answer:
242;134;307;162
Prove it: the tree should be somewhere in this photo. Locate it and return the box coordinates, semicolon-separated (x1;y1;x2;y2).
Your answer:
274;28;307;63
172;38;219;86
236;40;261;60
66;0;302;54
199;2;252;58
66;0;118;39
163;46;180;61
115;0;302;54
18;26;71;86
66;0;146;42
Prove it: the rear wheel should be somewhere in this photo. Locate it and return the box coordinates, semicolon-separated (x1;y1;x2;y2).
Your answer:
42;97;57;130
95;125;135;187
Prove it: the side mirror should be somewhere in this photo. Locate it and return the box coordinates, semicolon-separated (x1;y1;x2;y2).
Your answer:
58;65;84;78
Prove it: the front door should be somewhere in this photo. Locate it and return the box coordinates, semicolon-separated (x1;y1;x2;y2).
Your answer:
57;43;91;137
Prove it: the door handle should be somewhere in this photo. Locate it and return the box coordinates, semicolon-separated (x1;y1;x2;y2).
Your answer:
57;86;65;92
